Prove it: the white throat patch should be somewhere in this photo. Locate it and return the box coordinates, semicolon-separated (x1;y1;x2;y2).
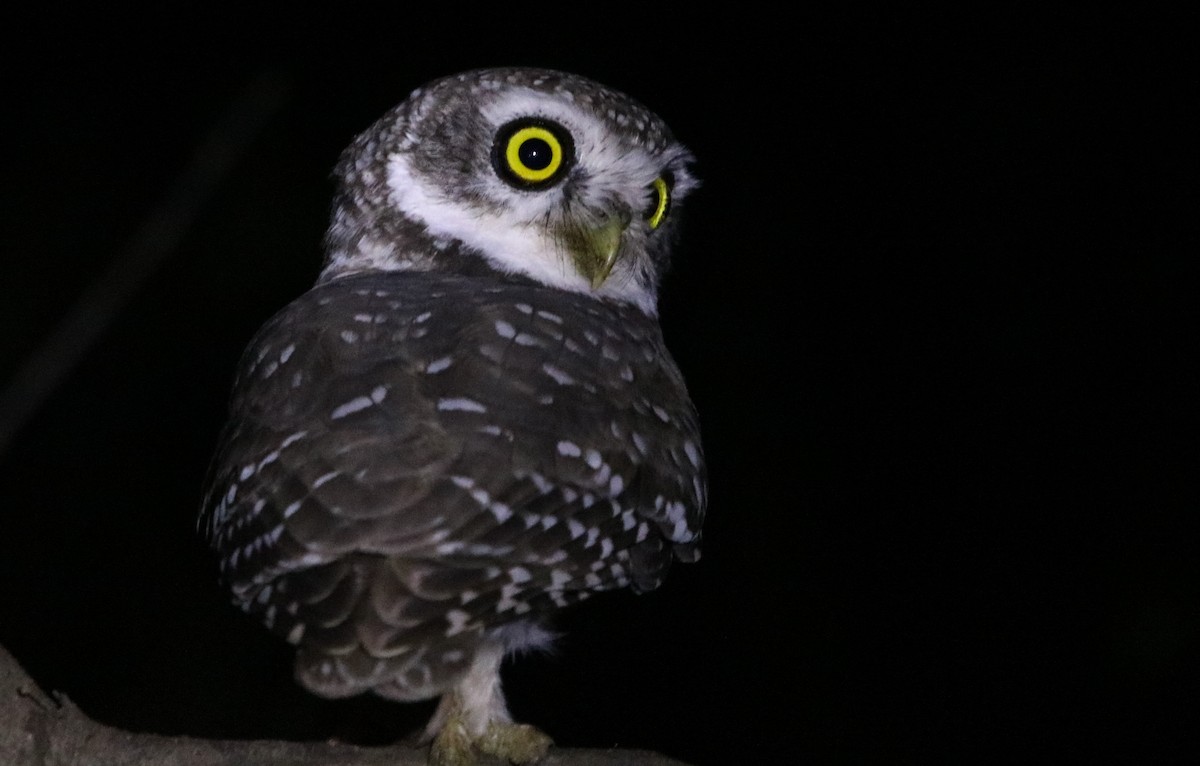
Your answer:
385;152;656;315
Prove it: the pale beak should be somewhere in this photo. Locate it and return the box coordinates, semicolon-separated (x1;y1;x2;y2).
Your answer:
558;210;630;289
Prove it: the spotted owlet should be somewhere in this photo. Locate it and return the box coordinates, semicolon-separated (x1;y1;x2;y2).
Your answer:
199;67;706;765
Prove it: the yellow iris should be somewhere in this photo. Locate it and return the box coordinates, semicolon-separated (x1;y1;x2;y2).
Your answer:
504;126;564;184
647;176;671;229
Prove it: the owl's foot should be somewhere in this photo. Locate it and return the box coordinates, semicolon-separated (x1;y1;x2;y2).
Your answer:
478;721;553;763
429;711;551;766
426;640;552;765
428;714;473;766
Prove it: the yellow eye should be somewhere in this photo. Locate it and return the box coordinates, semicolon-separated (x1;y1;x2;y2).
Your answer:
492;119;574;188
645;175;672;229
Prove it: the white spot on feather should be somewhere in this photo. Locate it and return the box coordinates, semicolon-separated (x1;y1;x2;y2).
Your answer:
527;471;552;494
313;471;339;489
438;398;486;412
490;503;512;523
631;432;649;455
445;609;471;636
508;566;532;583
542;363;575;385
515;333;542;347
331;396;373;419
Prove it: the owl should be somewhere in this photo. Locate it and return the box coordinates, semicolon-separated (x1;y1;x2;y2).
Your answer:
200;67;706;766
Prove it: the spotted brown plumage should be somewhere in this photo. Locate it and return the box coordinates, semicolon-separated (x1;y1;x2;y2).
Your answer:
199;67;704;766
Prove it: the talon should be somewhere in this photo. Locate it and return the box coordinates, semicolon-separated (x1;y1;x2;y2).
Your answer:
429;713;476;766
478;721;553;764
430;717;552;766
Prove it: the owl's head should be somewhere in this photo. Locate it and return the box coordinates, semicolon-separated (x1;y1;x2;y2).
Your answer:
321;67;697;315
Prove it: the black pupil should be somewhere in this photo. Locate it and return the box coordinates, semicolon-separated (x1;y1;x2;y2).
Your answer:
518;138;553;170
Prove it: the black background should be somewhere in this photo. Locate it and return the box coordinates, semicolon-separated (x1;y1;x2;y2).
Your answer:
0;6;1192;764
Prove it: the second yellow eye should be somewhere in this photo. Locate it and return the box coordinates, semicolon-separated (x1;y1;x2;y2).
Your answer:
493;120;574;188
646;175;672;230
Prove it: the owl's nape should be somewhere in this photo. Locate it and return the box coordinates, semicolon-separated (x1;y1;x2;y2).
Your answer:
200;67;705;766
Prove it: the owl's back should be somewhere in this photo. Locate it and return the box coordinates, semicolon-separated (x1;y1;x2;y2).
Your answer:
200;270;705;700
